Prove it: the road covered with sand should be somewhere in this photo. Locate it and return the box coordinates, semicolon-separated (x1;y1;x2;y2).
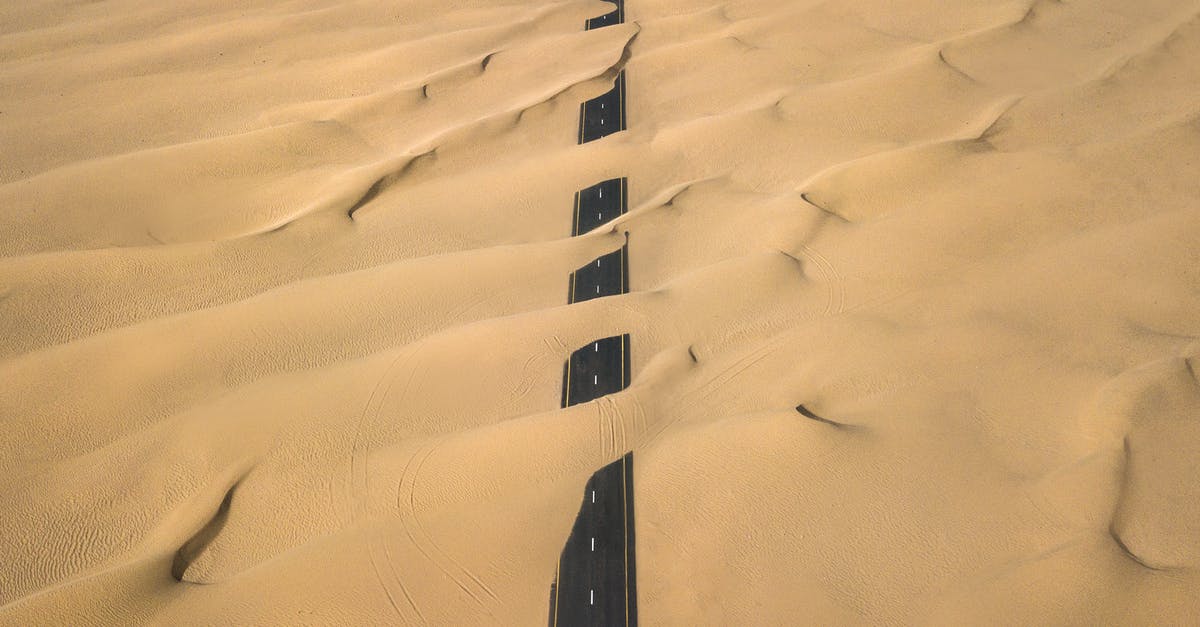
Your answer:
2;0;1199;623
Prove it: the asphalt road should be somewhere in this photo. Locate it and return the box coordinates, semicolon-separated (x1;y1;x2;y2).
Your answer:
572;177;627;236
560;335;632;408
569;239;629;304
585;0;625;29
550;8;636;622
578;71;626;143
548;452;638;627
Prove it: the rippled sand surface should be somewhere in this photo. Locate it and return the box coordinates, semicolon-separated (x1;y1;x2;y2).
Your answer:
2;0;1199;623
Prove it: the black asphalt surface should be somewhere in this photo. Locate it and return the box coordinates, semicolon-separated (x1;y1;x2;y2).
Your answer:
548;8;637;623
585;0;624;29
548;452;638;627
578;71;626;144
569;240;629;304
560;335;632;408
572;177;627;236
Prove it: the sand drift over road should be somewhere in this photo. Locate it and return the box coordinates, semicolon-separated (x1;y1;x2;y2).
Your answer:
2;0;1199;623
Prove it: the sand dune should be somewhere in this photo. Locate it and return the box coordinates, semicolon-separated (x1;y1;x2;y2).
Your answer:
2;0;1198;624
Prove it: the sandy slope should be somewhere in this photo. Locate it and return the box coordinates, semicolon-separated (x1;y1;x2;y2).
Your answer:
2;0;1199;624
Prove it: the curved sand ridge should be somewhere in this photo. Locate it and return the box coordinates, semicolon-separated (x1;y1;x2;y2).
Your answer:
2;0;1199;623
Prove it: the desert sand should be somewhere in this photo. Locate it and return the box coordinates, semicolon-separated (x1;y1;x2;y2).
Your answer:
2;0;1199;624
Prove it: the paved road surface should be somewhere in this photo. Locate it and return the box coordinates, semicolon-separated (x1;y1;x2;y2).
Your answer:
572;177;627;236
550;8;636;623
569;239;629;304
548;452;638;626
560;335;632;408
578;71;626;143
585;0;624;29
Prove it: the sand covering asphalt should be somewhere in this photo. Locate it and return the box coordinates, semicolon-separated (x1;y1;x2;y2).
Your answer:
1;0;1199;623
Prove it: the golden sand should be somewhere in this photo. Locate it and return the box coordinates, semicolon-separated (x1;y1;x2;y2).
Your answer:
2;0;1198;623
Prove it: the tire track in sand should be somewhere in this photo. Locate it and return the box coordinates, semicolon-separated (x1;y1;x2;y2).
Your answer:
394;439;499;615
797;244;846;315
347;347;425;623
